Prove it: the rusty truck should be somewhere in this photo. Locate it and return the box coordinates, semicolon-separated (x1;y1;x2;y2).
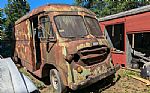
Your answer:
13;4;120;93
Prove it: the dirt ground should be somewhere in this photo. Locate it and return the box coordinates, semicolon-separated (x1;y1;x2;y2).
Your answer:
19;68;150;93
101;69;150;93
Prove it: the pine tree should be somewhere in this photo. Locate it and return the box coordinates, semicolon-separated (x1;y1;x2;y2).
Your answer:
0;8;6;40
0;8;2;40
4;0;30;39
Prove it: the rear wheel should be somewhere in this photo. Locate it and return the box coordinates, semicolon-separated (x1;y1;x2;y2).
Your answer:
50;69;66;93
13;51;19;63
13;52;22;67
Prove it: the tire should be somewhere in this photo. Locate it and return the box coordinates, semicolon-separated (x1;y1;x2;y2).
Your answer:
50;69;66;93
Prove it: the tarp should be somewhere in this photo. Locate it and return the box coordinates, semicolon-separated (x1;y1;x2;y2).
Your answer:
0;58;38;93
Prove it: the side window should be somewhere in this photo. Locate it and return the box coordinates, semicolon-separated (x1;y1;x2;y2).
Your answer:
39;16;54;38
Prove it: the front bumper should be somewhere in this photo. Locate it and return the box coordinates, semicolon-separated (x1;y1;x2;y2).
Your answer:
70;64;120;90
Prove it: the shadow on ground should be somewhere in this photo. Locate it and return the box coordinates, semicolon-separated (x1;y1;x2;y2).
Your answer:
19;66;121;93
68;75;121;93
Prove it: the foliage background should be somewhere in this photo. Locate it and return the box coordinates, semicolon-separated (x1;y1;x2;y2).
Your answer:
0;0;30;57
75;0;150;17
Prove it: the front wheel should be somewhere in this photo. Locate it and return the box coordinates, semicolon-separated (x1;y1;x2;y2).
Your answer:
50;69;66;93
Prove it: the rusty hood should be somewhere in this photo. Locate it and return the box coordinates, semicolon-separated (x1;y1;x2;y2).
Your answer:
59;37;109;56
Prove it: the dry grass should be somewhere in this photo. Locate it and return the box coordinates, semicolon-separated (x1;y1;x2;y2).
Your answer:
18;67;150;93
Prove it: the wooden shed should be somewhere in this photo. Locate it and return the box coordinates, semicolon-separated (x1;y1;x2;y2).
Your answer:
99;5;150;67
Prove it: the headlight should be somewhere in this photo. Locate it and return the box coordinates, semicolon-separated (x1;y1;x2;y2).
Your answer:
77;66;83;73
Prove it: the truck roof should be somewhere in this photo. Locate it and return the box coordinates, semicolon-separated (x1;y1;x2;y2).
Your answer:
99;5;150;22
15;4;95;24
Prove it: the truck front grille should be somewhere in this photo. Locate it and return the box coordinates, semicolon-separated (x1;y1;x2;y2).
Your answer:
77;45;110;66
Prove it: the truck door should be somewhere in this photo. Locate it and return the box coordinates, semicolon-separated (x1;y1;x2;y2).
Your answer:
29;16;39;71
30;15;56;71
35;15;56;70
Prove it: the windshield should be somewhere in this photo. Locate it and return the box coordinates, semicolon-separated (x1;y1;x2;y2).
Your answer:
85;17;103;37
55;15;88;38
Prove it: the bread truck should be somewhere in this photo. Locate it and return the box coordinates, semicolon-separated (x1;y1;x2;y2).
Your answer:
14;4;119;93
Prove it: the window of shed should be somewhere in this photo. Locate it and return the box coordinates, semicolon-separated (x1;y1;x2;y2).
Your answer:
106;23;125;51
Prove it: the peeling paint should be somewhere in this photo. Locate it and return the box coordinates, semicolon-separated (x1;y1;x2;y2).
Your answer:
14;4;118;90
